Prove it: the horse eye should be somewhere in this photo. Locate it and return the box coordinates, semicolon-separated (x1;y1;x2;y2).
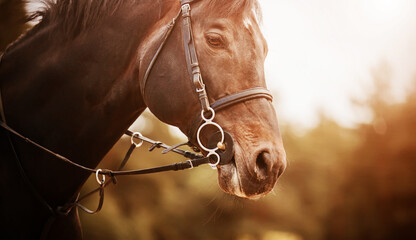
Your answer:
206;33;224;48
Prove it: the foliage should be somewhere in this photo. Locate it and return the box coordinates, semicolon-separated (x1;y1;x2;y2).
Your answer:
326;71;416;240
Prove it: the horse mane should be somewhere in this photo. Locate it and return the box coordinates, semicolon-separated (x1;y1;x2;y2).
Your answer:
27;0;261;38
29;0;127;37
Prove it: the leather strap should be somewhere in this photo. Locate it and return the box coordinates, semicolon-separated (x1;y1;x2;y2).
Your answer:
181;3;210;111
141;0;201;100
118;144;136;170
141;8;182;97
211;87;273;112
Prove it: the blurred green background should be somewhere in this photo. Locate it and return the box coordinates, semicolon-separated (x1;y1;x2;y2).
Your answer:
1;1;415;239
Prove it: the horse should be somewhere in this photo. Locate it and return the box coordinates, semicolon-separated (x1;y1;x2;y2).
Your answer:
0;0;286;238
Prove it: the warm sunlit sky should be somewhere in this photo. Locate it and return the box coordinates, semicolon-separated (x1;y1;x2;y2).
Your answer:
260;0;416;128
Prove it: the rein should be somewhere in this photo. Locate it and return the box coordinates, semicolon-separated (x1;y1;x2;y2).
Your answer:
0;119;210;177
0;104;211;216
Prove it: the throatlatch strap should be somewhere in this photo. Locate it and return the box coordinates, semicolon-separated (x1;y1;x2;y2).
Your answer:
141;8;182;97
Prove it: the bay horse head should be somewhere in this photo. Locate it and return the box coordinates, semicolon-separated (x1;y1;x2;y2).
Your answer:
0;0;286;237
140;0;286;199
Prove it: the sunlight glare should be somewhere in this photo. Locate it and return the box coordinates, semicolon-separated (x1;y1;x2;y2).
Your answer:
260;0;416;129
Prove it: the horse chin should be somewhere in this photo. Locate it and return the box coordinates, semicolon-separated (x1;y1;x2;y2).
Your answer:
217;161;273;200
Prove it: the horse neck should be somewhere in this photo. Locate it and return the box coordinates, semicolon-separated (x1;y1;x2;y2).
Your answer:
0;0;177;207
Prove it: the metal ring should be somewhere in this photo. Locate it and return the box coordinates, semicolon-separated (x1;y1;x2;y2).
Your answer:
208;152;220;169
95;169;105;185
196;121;224;152
131;132;144;148
201;107;215;122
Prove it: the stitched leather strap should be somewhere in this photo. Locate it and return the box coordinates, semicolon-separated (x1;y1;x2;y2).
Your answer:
181;2;210;111
141;0;201;100
211;87;273;112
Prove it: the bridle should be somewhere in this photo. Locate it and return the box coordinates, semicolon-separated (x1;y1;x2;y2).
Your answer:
142;0;273;167
0;0;273;235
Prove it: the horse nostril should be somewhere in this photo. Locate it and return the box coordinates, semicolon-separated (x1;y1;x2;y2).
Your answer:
256;151;271;179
